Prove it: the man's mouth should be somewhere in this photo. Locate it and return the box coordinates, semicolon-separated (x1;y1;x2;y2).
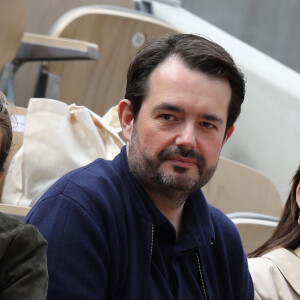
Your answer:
168;156;197;168
158;146;205;170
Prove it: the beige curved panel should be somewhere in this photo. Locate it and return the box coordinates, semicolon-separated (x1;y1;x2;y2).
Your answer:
202;157;283;217
24;0;135;34
0;203;30;218
45;7;179;116
232;220;277;254
0;0;27;69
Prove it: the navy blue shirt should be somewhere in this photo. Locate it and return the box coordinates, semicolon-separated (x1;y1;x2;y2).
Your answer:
25;146;254;299
147;187;208;299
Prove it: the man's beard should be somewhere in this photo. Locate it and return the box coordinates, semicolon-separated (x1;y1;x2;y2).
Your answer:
128;125;217;202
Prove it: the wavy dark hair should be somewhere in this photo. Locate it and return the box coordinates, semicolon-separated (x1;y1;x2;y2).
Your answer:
125;33;246;132
248;164;300;257
0;93;12;173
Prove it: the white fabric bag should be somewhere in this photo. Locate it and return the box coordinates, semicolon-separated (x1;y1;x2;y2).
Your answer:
2;98;124;207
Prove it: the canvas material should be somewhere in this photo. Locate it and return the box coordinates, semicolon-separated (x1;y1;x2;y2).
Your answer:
2;98;124;207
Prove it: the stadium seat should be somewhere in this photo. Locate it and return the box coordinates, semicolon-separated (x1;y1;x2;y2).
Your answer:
228;212;279;253
35;5;179;116
202;157;283;217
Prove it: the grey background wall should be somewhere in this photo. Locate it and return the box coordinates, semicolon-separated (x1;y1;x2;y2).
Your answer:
181;0;300;73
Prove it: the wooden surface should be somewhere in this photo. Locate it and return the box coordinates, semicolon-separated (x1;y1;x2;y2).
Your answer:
44;7;179;116
15;0;136;107
0;0;27;69
22;33;99;52
202;157;283;217
24;0;135;34
0;203;30;217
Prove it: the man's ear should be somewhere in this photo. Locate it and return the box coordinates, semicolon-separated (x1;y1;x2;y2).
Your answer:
296;183;300;210
118;99;134;142
223;125;234;145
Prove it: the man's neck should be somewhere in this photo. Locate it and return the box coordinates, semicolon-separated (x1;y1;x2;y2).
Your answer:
146;189;186;239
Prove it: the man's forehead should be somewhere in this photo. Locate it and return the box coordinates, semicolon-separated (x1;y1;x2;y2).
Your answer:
148;55;229;89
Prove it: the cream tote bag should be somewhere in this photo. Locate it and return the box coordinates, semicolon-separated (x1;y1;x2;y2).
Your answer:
2;98;124;207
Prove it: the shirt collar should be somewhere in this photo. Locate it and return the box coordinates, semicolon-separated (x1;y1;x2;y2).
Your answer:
119;146;216;247
263;247;300;294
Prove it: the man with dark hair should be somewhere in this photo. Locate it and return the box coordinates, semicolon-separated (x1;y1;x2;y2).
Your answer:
25;34;254;299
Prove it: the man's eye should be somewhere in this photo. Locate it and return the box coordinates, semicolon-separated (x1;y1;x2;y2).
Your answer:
201;121;215;129
160;114;176;121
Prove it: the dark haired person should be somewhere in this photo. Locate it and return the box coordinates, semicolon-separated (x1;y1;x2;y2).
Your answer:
0;97;48;299
25;34;254;299
248;164;300;299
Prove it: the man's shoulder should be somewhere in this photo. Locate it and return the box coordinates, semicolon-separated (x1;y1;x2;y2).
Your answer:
48;157;121;196
67;156;117;180
207;204;233;225
207;204;241;240
32;155;129;216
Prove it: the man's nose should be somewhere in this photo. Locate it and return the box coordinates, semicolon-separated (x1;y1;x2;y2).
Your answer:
175;123;197;150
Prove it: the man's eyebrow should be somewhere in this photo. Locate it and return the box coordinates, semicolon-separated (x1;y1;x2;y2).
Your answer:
152;103;184;114
152;103;224;124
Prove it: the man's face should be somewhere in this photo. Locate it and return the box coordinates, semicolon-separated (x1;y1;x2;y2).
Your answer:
124;56;233;198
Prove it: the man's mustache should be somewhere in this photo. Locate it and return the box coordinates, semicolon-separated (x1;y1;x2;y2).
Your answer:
157;146;205;168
